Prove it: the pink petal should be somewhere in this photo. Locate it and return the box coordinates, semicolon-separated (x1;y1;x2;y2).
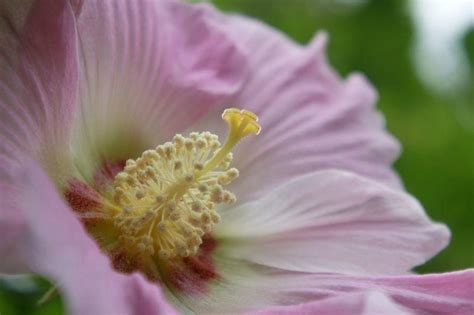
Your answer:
187;4;401;202
0;0;78;178
215;170;449;275
10;161;177;315
0;180;28;272
0;0;78;271
292;270;474;315
370;270;474;314
71;0;247;174
248;291;412;315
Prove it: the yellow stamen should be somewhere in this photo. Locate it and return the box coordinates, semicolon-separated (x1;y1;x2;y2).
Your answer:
109;108;260;259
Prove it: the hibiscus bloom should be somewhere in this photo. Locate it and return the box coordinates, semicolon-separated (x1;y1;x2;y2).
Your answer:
1;0;472;314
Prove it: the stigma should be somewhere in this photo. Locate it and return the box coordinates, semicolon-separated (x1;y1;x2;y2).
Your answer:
110;108;260;260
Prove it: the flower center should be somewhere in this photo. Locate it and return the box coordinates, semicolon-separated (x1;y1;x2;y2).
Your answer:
109;108;260;260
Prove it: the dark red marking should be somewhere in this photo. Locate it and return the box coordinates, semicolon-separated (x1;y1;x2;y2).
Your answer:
109;247;163;282
167;265;204;295
166;235;219;295
64;178;102;213
110;248;138;274
200;234;218;254
183;256;217;281
93;159;126;191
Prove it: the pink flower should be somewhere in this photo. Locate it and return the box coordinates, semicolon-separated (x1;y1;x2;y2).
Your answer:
0;0;472;314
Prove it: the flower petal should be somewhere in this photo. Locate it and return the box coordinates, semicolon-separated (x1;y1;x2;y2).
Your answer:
289;270;474;315
0;180;28;272
71;0;247;178
215;170;449;275
188;5;401;201
8;161;177;315
367;270;474;315
248;291;412;315
0;0;78;180
0;0;78;272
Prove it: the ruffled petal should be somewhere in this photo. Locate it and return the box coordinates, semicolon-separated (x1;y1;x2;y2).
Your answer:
367;270;474;315
8;161;177;315
215;170;449;275
71;0;247;179
0;0;78;181
187;4;401;202
287;270;474;315
248;291;412;315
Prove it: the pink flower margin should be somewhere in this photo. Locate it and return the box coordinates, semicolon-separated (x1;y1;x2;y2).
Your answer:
0;0;472;314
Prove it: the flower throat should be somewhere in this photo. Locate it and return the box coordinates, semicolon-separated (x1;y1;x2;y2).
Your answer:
108;108;260;260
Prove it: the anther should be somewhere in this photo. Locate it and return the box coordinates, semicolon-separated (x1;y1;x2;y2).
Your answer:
201;213;211;224
155;194;164;203
185;174;194;183
196;139;207;149
184;139;194;151
189;132;199;140
173;134;185;146
174;161;183;170
135;190;145;199
169;212;181;221
167;201;177;212
194;163;204;171
145;166;155;177
191;201;203;212
198;183;208;193
211;213;221;224
227;168;239;179
157;222;166;232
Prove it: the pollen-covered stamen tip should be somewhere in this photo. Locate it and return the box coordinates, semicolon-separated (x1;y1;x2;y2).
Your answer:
109;108;260;260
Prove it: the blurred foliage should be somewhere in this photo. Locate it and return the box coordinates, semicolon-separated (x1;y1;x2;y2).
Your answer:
0;277;63;315
1;0;473;314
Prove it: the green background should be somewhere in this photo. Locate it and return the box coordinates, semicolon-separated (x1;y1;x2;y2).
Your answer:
1;0;473;314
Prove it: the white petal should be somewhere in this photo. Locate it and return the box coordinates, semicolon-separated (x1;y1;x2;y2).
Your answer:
215;170;449;275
